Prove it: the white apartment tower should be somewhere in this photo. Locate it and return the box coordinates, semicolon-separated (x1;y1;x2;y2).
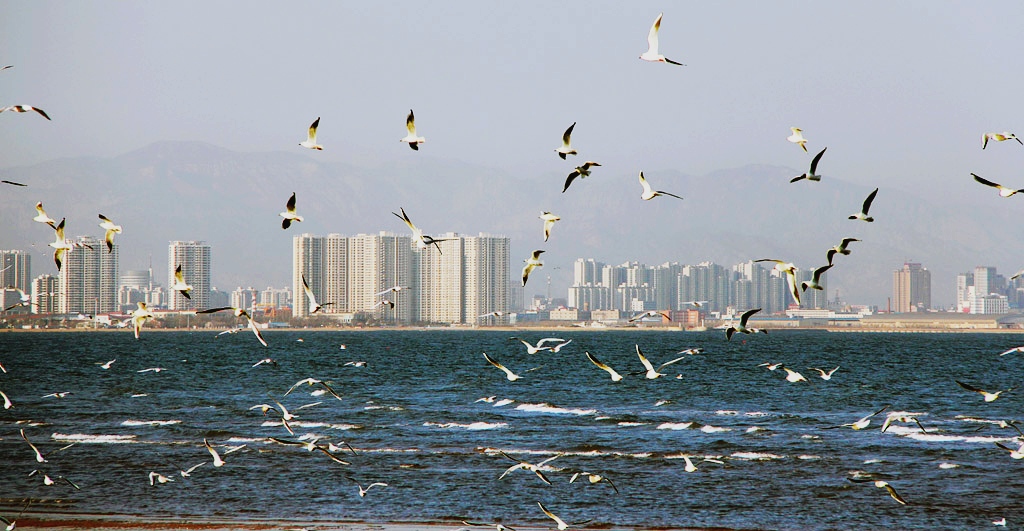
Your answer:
462;234;509;324
168;241;210;310
58;236;119;314
32;274;59;314
0;250;31;292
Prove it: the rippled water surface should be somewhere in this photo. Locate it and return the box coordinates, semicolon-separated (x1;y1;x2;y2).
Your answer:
1;330;1023;529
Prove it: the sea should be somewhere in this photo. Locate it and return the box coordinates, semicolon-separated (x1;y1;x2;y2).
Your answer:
1;329;1022;530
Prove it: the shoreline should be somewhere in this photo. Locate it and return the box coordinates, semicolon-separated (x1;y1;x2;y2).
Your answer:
3;326;1024;334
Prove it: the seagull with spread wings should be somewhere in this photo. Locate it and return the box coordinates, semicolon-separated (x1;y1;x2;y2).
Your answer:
522;250;544;286
972;173;1024;198
299;117;322;150
97;214;121;252
790;147;827;183
555;122;577;160
400;109;425;150
301;274;333;314
171;265;193;300
638;171;683;201
848;188;879;222
562;161;600;193
639;12;685;65
197;307;267;347
279;192;303;229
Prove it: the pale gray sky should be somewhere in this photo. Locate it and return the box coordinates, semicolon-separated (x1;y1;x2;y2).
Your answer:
3;2;1024;306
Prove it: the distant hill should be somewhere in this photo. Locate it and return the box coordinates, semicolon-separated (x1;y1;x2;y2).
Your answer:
2;141;1021;307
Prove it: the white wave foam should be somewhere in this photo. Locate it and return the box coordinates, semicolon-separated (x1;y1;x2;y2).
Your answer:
746;426;766;433
657;422;697;430
493;399;515;407
731;452;784;460
700;425;732;433
938;462;959;469
121;419;181;427
716;410;739;416
515;403;596;416
745;411;771;417
797;455;821;460
617;422;649;427
424;421;507;430
261;420;362;430
51;433;137;444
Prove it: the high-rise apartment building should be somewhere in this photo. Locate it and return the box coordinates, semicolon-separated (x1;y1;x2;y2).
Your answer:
58;236;119;314
892;262;931;313
32;274;59;314
0;250;31;292
956;266;1009;314
347;233;412;323
462;234;509;324
168;241;210;310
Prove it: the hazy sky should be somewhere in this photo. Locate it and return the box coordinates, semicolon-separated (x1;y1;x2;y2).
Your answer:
3;2;1024;306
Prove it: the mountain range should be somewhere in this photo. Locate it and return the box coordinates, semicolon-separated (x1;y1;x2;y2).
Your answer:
2;141;1021;309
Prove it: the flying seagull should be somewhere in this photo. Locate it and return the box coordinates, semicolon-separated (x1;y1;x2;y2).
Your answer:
826;238;861;265
628;310;671;323
49;218;73;271
1;390;13;410
540;338;573;353
376;285;410;296
279;192;303;229
754;259;800;305
726;308;766;341
537;502;590;531
635;345;687;379
400;109;425;150
299;117;322;150
555;122;577;160
539;212;560;242
130;302;154;339
372;299;395;310
197;307;267;347
639;12;685;65
562;161;601;193
956;380;1015;402
787;127;808;152
638;171;683;201
808;366;840;380
95;214;122;252
483;352;520;381
823;405;890;430
284;377;343;400
994;441;1024;460
497;451;562;485
2;180;26;186
781;367;807;383
0;105;50;120
301;274;333;314
881;412;928;434
800;264;833;292
981;132;1022;149
171;265;193;300
392;207;453;253
971;173;1024;198
347;477;388;497
847;478;909;505
33;202;57;228
569;471;619;494
790;147;827;183
848;188;879;222
522;250;544;286
203;438;225;467
3;287;31;312
585;352;623;382
510;337;552;354
20;429;46;463
149;472;175;486
999;346;1024;356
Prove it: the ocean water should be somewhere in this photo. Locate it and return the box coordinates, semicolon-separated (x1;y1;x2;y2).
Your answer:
1;330;1023;530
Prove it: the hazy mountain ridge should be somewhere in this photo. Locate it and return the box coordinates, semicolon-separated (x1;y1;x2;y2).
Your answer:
2;141;1021;307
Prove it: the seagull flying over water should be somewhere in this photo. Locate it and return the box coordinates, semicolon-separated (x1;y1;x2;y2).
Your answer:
49;218;73;271
130;302;154;339
537;502;590;531
285;377;343;400
826;238;861;265
1;105;50;120
847;478;908;505
97;214;121;252
754;259;800;305
982;132;1022;149
800;264;833;292
790;147;827;183
999;346;1024;356
787;127;808;152
569;471;619;494
279;192;303;229
972;173;1024;198
197;307;267;347
562;162;600;193
635;344;687;379
881;412;928;434
585;352;623;382
539;212;560;242
1;390;13;410
848;188;879;222
301;274;333;314
555;122;577;160
171;265;193;300
808;366;839;380
639;13;685;66
726;308;766;341
348;477;388;497
203;438;225;467
638;171;683;201
400;109;425;150
497;451;561;485
628;310;671;323
33;202;57;228
522;250;544;286
510;337;551;354
3;287;31;312
823;405;890;430
483;353;520;381
299;117;322;150
393;207;453;253
956;380;1016;402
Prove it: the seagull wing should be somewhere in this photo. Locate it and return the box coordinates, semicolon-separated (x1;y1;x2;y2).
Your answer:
812;263;834;283
638;172;653;196
656;355;688;372
635;345;655;372
563;171;580;193
307;117;320;143
739;308;761;327
586;352;623;381
956;380;984;393
972;173;1000;189
286;192;297;212
808;147;827;175
655;189;684;200
406;109;416;135
646;13;663;54
883;483;908;505
861;188;878;214
538;503;569;530
561;122;575;149
247;317;268;347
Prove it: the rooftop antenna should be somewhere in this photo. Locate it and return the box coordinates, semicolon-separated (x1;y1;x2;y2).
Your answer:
546;275;551;301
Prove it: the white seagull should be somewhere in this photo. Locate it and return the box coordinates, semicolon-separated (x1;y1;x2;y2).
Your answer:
569;471;618;494
497;451;562;484
284;377;343;400
972;173;1024;198
299;117;322;150
130;302;154;339
349;478;388;497
635;344;687;379
197;307;267;347
301;274;333;314
20;429;46;463
97;214;121;252
542;338;573;353
754;259;800;305
787;127;808;152
823;405;890;430
522;250;544;286
171;265;193;300
881;412;928;434
781;367;807;383
280;192;303;229
483;353;520;381
562;161;601;193
800;264;833;292
393;207;452;253
33;202;57;228
790;147;827;183
826;238;861;265
539;212;560;242
510;337;552;354
638;171;683;201
1;390;12;410
808;366;839;380
1010;269;1024;281
956;380;1015;402
537;502;590;531
681;300;709;308
2;288;31;312
400;109;425;150
376;285;410;297
848;188;879;222
639;13;685;66
981;132;1022;149
149;472;175;485
555;122;577;160
203;438;226;467
847;478;908;505
999;346;1024;356
994;441;1024;460
628;310;671;323
1;105;50;120
48;218;73;271
585;352;623;382
726;308;766;341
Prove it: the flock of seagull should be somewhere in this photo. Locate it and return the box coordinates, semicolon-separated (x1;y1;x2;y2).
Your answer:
3;10;1024;529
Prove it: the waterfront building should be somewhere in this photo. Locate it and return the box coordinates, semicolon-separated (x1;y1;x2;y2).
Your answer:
167;241;210;310
892;262;931;313
0;250;31;293
58;236;119;314
32;274;59;314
